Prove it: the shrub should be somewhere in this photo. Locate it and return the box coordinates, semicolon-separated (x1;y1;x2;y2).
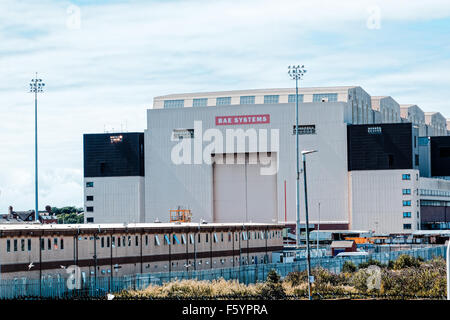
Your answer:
260;269;286;299
358;259;383;269
342;261;357;273
392;254;421;270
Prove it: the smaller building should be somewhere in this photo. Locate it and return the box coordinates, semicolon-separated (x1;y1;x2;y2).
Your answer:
330;240;356;256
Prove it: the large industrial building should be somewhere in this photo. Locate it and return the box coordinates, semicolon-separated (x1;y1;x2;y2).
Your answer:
83;86;450;235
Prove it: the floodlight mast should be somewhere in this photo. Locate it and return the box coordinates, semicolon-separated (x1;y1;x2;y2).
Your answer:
29;73;45;223
287;65;307;250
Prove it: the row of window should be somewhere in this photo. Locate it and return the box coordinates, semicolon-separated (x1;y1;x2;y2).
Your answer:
292;125;316;135
98;231;281;248
420;189;450;198
6;238;64;252
5;231;280;253
163;93;338;108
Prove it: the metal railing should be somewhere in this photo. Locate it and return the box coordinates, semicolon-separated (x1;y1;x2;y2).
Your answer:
0;245;446;299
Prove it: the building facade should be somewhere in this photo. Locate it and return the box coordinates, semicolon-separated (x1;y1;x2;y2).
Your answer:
0;223;283;280
84;86;449;234
83;133;145;223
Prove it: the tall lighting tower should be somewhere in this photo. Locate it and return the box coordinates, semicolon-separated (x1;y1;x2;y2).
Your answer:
288;65;307;249
29;73;45;223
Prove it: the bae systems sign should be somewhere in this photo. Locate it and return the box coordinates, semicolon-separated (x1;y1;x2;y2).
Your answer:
215;114;270;126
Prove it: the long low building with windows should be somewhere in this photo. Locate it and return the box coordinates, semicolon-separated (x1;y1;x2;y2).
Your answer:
0;223;284;280
83;86;450;235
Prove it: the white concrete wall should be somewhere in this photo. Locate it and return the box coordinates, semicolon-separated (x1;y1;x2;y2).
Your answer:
84;176;145;223
145;102;351;226
349;170;420;234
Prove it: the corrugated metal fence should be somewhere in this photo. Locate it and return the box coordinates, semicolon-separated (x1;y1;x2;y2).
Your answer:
0;245;446;299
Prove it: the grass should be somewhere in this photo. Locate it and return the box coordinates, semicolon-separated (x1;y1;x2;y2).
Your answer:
115;255;447;300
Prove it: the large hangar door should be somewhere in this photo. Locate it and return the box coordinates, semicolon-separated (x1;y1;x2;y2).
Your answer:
213;153;278;223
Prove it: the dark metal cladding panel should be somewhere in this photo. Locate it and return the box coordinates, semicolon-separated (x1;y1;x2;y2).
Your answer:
83;132;144;177
347;123;414;171
430;136;450;177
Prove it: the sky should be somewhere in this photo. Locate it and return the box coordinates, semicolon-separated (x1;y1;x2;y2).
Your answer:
0;0;450;212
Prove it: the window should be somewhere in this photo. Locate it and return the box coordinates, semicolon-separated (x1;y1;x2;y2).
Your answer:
193;98;207;107
240;96;255;104
173;234;180;245
288;94;304;103
101;237;105;248
368;127;382;134
205;233;209;243
164;234;170;245
264;95;279;104
145;235;148;246
61;239;64;250
388;155;394;168
402;189;411;195
86;182;94;188
110;135;123;143
28;239;31;251
154;235;160;246
100;162;106;174
164;99;184;108
117;237;121;247
402;174;411;180
403;200;411;206
86;206;94;212
135;236;139;246
47;239;51;250
190;234;194;244
40;238;44;250
216;97;231;105
313;93;337;102
213;233;218;243
86;195;94;201
6;240;10;252
86;217;94;223
403;212;412;218
181;234;186;245
172;129;194;140
198;233;201;243
403;224;412;230
128;236;131;246
20;239;24;251
14;239;17;252
293;125;316;135
54;238;58;250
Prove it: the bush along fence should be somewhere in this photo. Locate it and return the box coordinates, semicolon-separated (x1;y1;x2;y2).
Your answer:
0;245;446;299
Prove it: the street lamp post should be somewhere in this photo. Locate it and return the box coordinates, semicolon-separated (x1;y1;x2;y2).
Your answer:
302;149;318;300
288;65;306;250
29;74;45;223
